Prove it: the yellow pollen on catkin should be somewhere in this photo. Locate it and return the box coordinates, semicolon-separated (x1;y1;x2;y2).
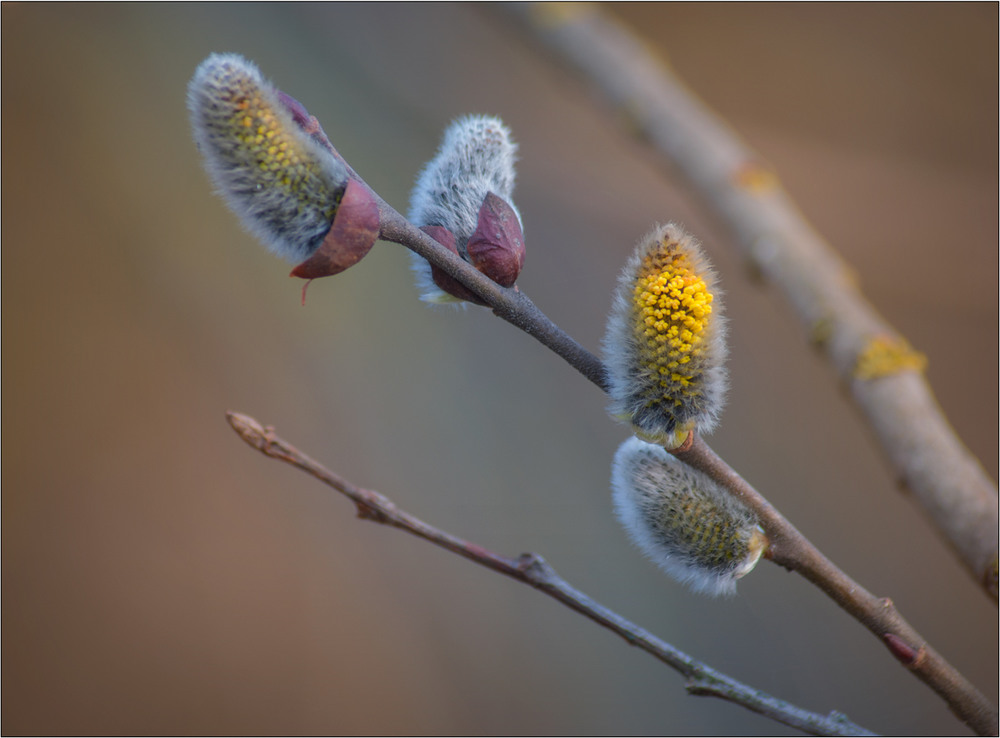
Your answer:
604;223;727;450
229;96;310;179
731;160;780;194
632;251;713;393
218;89;335;210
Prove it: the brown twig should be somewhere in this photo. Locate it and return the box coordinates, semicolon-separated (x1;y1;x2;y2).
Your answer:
226;411;876;737
502;1;998;602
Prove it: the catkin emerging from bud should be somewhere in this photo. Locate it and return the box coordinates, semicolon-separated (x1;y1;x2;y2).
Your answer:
188;53;349;263
408;115;523;303
603;224;727;449
611;436;767;596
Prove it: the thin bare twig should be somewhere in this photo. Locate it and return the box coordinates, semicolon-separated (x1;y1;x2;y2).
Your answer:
502;1;998;601
226;411;877;737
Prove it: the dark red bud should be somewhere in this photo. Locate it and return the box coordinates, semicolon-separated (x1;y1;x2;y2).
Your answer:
466;192;525;288
883;633;923;666
421;226;487;305
275;89;336;154
291;178;379;280
275;90;322;137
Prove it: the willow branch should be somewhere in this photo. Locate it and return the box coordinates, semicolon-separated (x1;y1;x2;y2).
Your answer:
502;2;998;601
226;411;875;737
305;79;996;734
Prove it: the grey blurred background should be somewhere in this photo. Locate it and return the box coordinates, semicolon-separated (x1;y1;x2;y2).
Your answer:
3;3;996;735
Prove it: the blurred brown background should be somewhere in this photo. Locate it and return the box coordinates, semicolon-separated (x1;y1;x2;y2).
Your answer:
3;3;996;735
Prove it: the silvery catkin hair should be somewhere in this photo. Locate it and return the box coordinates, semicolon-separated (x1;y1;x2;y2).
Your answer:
611;436;767;596
407;115;522;303
188;53;349;263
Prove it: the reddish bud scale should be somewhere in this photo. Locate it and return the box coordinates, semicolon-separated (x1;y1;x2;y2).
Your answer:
421;226;487;306
407;115;522;304
275;90;315;133
467;192;526;288
275;89;337;156
291;178;380;280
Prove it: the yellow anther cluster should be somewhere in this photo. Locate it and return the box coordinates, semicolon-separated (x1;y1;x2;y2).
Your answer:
633;251;713;398
669;493;737;562
221;86;324;208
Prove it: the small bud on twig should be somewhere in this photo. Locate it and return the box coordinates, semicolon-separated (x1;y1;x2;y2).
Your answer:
603;223;728;449
884;633;925;667
408;115;524;304
612;436;768;596
290;179;379;280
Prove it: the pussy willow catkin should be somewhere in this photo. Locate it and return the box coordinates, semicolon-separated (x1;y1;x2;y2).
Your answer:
188;53;349;262
408;115;522;303
612;436;767;596
603;223;727;449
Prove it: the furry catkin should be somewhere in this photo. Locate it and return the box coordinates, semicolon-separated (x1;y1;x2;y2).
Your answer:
188;53;349;262
408;115;521;303
611;436;767;596
603;223;728;449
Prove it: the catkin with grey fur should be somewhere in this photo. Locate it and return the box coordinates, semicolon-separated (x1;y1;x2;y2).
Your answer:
611;436;767;596
408;115;521;303
188;53;349;263
603;223;728;448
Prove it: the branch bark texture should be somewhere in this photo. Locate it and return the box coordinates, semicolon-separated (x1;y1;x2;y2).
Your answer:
503;2;998;602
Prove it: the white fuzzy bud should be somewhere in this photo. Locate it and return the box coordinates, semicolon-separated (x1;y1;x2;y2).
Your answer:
611;436;767;596
408;115;523;303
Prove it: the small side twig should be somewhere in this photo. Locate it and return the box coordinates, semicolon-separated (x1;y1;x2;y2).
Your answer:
226;410;876;737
